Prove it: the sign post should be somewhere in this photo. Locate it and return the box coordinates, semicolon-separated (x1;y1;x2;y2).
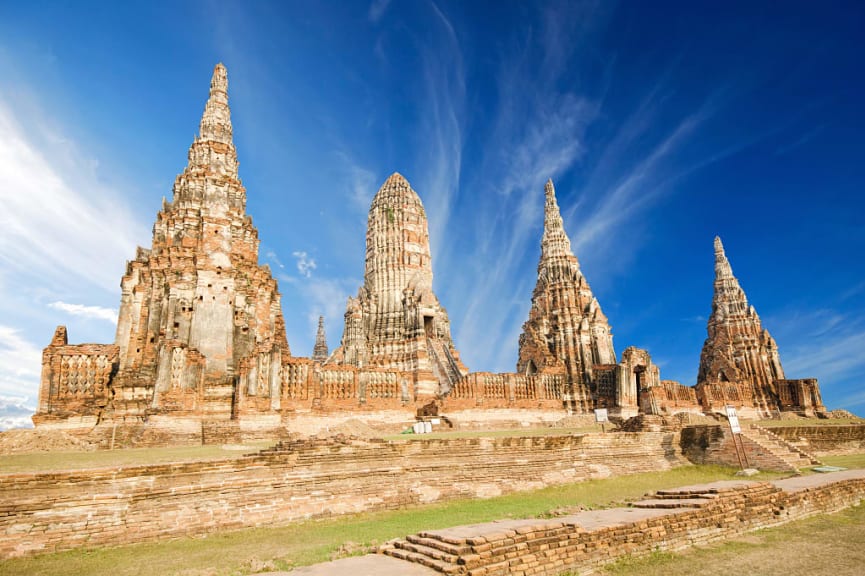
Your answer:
725;405;750;470
594;408;608;433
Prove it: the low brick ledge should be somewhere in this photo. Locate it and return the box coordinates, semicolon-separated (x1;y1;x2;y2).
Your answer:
365;469;865;576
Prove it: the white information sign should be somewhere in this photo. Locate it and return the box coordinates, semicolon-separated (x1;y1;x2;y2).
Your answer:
725;405;741;434
594;408;609;423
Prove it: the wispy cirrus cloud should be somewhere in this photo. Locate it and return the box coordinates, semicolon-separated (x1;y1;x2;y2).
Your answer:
48;301;118;324
335;150;378;212
413;1;466;262
448;3;608;371
368;0;391;24
0;98;146;294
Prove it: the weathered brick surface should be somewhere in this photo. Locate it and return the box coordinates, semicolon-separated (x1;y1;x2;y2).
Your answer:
0;433;686;558
329;173;468;398
695;237;825;417
381;473;865;575
770;424;865;455
679;424;820;472
516;180;616;413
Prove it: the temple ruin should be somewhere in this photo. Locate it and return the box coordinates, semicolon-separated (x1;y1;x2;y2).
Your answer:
695;237;825;417
32;64;826;444
517;180;617;411
329;173;468;397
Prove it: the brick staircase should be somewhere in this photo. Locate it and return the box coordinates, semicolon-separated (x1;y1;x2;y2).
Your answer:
381;533;467;574
739;424;823;472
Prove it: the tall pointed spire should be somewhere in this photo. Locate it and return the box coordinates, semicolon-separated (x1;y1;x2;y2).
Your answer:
184;63;239;182
198;63;233;145
312;316;329;363
713;236;734;280
697;236;784;408
518;179;616;411
540;179;576;265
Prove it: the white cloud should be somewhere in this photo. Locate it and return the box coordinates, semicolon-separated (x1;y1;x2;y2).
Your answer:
0;394;35;431
292;251;317;278
265;250;286;269
0;326;42;402
48;301;118;323
0;99;146;294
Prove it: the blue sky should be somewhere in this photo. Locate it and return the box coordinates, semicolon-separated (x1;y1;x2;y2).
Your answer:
1;1;863;429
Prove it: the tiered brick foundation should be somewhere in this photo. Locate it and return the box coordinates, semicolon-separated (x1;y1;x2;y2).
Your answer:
0;432;686;558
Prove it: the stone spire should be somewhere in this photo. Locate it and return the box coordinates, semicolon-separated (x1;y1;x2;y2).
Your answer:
113;63;289;402
540;179;575;263
312;316;329;363
697;236;784;405
517;179;616;412
333;173;467;397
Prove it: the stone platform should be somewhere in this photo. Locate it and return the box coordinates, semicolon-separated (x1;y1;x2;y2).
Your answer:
278;469;865;576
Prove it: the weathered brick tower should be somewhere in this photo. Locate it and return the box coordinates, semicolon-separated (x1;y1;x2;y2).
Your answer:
332;173;467;397
517;180;616;412
36;64;290;430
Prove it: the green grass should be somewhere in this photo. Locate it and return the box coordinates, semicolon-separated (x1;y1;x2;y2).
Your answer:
0;465;786;576
602;503;865;576
757;418;864;427
0;441;274;474
819;452;865;469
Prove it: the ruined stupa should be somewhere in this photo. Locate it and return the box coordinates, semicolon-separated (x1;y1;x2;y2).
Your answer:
517;180;616;411
36;64;290;429
696;237;824;416
331;173;467;397
312;316;328;363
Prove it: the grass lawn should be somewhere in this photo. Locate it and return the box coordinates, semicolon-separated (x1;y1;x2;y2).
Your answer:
756;418;864;427
0;441;275;474
0;465;787;576
603;502;865;576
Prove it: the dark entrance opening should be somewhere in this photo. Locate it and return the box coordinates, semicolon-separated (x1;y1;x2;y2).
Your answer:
634;365;647;393
423;315;434;338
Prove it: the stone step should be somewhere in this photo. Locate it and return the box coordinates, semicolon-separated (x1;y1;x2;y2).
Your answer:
394;539;460;563
632;498;710;509
649;492;719;500
405;534;471;556
383;543;460;574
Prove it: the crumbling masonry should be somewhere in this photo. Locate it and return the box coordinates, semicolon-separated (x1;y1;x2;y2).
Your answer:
34;64;825;442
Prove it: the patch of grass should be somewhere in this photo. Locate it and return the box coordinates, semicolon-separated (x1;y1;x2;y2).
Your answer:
0;442;274;474
603;503;865;576
757;418;864;427
0;465;784;576
820;453;865;469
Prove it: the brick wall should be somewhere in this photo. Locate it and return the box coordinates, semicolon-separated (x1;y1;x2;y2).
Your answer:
770;424;865;455
384;475;865;575
0;432;686;558
679;425;800;471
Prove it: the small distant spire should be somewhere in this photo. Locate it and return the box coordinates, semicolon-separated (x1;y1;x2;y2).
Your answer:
312;316;329;363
